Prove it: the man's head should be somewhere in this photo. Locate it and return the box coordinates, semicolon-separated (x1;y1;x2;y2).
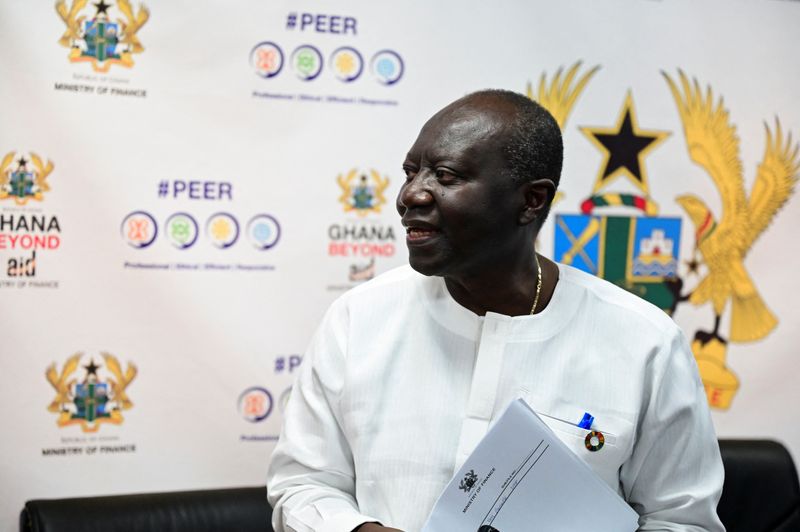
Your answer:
397;89;562;278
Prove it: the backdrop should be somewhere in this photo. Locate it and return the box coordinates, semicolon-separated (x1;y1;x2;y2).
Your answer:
1;0;799;530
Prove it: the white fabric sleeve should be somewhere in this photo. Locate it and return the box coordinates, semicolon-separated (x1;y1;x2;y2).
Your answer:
266;299;380;532
621;326;725;531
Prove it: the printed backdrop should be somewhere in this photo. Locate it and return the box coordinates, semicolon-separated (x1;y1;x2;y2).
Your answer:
1;0;799;529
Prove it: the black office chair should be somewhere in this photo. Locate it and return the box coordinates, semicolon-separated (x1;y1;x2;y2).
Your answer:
20;486;272;532
717;439;800;531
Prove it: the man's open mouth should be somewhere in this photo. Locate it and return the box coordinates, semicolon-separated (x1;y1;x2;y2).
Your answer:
406;226;440;240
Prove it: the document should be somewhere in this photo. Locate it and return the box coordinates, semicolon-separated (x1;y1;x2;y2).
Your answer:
422;399;639;531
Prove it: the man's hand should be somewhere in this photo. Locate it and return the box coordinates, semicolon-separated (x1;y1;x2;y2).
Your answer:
354;523;404;532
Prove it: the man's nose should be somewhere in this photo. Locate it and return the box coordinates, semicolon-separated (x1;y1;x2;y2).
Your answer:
396;171;434;214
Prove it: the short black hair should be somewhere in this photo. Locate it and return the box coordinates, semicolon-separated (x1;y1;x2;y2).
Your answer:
462;89;563;227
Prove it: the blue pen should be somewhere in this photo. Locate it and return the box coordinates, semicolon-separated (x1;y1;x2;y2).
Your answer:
578;412;594;429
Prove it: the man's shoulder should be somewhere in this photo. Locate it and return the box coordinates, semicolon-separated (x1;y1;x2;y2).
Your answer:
557;262;680;335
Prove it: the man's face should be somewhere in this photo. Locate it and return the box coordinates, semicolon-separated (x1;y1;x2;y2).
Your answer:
397;100;527;278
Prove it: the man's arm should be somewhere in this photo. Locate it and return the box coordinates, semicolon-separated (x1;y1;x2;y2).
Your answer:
621;326;725;531
267;300;382;532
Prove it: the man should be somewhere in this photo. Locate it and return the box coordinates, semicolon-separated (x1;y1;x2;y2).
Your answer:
267;90;725;531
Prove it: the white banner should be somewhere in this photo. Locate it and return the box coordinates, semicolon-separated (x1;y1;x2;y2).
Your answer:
1;1;798;530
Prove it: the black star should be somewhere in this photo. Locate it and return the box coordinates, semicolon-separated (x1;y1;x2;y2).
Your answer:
84;358;101;376
581;92;669;195
685;255;702;275
17;156;28;168
593;112;654;184
94;0;112;15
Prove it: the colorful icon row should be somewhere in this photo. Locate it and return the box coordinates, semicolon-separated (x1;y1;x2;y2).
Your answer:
121;211;281;250
250;42;404;85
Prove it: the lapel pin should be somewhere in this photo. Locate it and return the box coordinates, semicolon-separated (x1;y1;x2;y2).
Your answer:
585;430;605;452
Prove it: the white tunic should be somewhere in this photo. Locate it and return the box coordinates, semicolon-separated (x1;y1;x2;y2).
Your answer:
267;264;725;532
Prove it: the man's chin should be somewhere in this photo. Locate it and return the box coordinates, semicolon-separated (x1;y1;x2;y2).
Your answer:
407;255;446;277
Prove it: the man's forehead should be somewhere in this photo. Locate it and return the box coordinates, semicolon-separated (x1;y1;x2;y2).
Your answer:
431;98;512;134
409;102;511;159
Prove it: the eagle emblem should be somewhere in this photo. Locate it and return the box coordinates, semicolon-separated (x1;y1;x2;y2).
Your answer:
336;169;390;216
0;152;54;205
459;469;479;493
46;352;137;432
665;70;799;343
55;0;149;72
664;70;799;408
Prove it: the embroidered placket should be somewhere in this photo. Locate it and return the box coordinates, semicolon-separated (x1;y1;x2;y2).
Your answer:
453;316;510;471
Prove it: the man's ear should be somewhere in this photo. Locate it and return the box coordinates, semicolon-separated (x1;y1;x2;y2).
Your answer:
519;179;556;225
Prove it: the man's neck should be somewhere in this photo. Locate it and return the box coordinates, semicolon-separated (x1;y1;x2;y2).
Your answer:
443;253;558;317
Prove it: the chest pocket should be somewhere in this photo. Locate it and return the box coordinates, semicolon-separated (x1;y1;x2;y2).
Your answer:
534;407;634;492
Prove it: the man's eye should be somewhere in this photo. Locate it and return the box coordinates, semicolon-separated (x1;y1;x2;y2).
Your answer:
435;169;456;181
403;167;417;180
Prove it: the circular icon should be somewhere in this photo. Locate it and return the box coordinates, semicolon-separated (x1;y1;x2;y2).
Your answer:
247;214;281;250
584;430;605;452
370;50;404;85
121;211;157;248
206;212;239;249
238;387;274;423
291;44;323;81
330;46;363;82
165;212;198;249
250;41;284;78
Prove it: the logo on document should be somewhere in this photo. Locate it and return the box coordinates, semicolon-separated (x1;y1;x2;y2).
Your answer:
459;469;479;493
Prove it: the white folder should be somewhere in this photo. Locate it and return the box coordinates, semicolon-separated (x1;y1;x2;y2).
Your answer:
422;399;639;532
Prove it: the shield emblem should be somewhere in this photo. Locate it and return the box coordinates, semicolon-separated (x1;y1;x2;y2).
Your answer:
83;20;120;62
554;214;682;311
9;170;34;199
74;382;110;422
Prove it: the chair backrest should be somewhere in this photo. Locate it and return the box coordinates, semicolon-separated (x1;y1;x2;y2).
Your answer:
718;439;800;532
20;486;272;532
19;441;800;532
